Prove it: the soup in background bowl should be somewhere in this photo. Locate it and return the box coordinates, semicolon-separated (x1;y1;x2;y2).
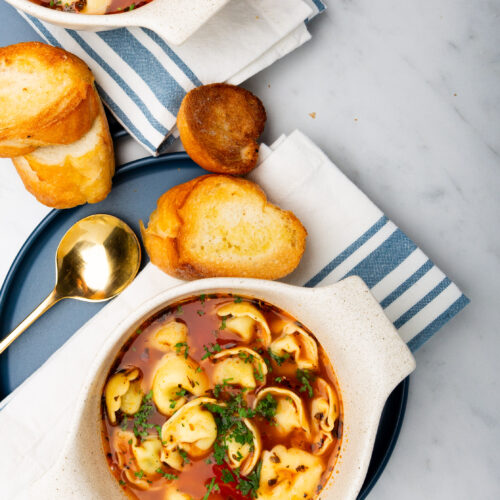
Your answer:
29;0;151;15
101;293;343;500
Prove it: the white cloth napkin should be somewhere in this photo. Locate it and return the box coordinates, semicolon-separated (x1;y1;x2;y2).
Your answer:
0;131;468;497
22;0;323;155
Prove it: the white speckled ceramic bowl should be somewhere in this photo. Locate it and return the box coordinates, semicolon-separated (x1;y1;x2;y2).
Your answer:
4;0;229;45
28;276;415;499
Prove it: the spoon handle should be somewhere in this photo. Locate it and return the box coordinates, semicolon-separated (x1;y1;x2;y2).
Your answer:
0;289;60;355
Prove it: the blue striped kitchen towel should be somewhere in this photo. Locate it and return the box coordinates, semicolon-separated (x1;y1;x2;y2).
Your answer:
251;131;469;351
0;129;468;492
20;0;325;155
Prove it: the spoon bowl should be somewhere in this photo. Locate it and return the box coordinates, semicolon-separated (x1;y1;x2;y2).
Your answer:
0;214;141;354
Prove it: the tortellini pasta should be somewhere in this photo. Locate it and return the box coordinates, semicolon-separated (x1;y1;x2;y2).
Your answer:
254;387;310;436
257;445;324;500
161;397;217;471
310;378;339;455
115;430;162;490
225;418;262;476
212;347;268;389
311;378;339;433
150;319;188;352
117;430;163;475
152;352;209;416
269;322;319;371
217;302;272;347
105;367;143;424
164;487;192;500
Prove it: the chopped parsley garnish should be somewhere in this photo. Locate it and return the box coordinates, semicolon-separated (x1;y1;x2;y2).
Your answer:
154;424;165;444
296;369;316;397
200;294;206;304
202;478;220;500
119;479;126;486
197;309;206;316
268;348;290;366
204;393;256;469
134;469;145;479
236;461;262;497
254;363;264;382
233;296;243;303
135;328;142;335
238;351;254;363
175;388;187;398
132;391;155;438
179;449;190;464
213;378;233;398
155;468;178;480
221;468;235;483
120;415;128;430
196;366;203;373
255;393;277;422
176;305;183;315
174;341;189;359
219;316;228;330
213;441;227;465
274;376;283;383
201;343;222;360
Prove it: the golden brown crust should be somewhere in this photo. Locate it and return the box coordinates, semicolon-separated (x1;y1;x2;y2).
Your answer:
141;175;307;280
0;42;98;156
12;97;115;209
177;84;266;175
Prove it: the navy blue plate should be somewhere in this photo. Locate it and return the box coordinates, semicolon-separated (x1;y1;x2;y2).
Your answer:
0;152;408;498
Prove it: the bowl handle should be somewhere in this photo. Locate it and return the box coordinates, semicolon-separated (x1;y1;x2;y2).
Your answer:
315;276;416;397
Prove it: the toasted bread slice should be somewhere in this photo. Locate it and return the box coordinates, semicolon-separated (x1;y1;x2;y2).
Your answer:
141;175;307;280
12;99;114;209
0;42;98;156
177;84;266;175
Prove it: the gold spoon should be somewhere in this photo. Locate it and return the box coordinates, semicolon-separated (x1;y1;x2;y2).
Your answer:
0;214;141;355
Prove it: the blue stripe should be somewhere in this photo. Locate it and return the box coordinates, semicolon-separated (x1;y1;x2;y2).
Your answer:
310;0;326;13
408;294;470;352
28;19;158;151
394;277;451;329
343;229;417;288
380;260;434;309
304;216;388;288
143;29;202;87
66;30;169;136
28;16;62;47
157;133;179;155
95;84;156;153
98;30;186;117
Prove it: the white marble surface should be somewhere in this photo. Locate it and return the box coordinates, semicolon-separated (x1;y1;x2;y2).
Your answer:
0;0;499;498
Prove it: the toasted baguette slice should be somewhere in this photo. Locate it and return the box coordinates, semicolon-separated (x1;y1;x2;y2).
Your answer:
141;175;307;280
0;42;98;156
177;84;266;175
12;100;114;209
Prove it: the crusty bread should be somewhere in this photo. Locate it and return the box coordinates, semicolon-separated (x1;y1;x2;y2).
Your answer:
141;175;307;280
177;84;266;175
0;42;98;157
12;99;114;209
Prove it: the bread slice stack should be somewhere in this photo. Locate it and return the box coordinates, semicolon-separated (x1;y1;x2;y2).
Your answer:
0;42;114;208
141;175;307;280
